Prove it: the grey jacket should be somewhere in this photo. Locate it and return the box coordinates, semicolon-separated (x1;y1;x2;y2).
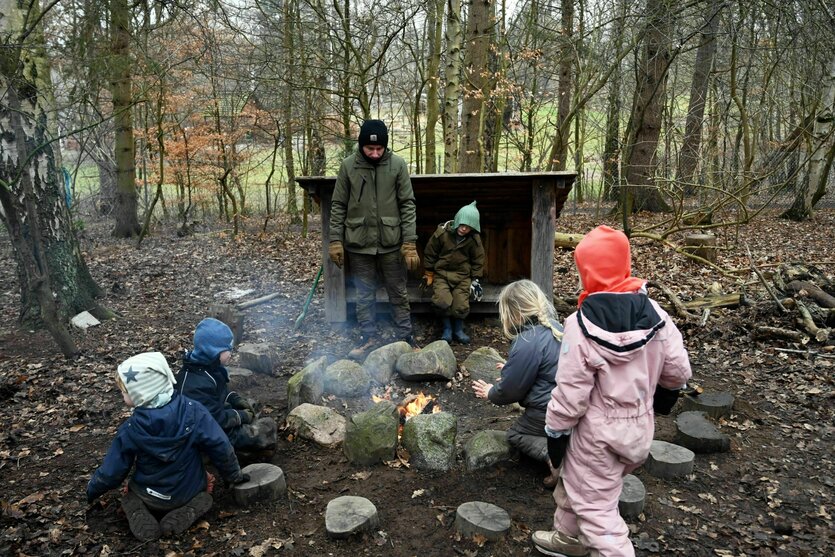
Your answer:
329;149;417;255
489;324;562;411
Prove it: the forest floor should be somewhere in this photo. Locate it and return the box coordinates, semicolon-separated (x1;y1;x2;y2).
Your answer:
0;207;833;557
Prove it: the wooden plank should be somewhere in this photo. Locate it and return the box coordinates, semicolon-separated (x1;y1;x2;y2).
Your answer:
530;178;556;301
320;189;347;322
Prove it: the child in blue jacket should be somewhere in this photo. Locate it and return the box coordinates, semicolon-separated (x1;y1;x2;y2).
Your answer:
175;318;277;453
86;352;249;541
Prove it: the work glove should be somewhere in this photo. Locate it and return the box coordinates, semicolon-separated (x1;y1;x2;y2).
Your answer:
653;385;681;416
470;279;483;302
547;434;570;469
237;408;255;425
401;242;421;272
328;241;344;268
420;271;434;292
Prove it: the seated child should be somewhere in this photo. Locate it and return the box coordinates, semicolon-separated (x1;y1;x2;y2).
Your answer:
175;318;277;453
86;352;249;541
472;280;563;487
422;201;485;344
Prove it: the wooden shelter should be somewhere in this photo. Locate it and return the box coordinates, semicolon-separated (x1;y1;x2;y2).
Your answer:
296;171;576;323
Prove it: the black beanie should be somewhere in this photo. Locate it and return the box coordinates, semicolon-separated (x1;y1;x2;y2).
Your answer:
358;119;388;149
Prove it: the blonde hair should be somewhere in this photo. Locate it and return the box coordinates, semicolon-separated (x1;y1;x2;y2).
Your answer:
498;279;563;341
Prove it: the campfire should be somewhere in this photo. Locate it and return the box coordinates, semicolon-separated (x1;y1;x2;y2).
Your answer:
372;391;441;430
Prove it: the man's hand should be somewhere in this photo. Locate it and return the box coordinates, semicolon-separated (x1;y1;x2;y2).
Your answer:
329;241;344;268
472;379;493;399
227;392;255;414
420;271;434;292
401;242;420;272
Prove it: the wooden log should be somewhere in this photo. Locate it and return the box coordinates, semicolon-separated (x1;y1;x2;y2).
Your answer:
618;474;646;519
209;303;244;346
680;392;735;419
674;411;731;454
784;280;835;309
236;292;282;310
682;293;742;310
554;232;585;249
454;501;511;541
325;496;379;539
753;326;809;343
683;234;717;264
647;281;699;321
795;300;831;342
233;463;286;506
644;440;695;479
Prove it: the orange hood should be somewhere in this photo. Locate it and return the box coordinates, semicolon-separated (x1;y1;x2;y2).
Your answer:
574;225;645;307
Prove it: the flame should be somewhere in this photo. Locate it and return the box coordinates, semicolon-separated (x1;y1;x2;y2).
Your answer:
398;392;441;420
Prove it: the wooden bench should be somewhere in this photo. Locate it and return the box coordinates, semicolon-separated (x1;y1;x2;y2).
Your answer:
296;171;576;323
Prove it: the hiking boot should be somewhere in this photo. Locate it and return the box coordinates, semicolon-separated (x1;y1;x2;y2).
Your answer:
531;530;589;556
159;492;213;536
121;492;161;542
348;335;377;361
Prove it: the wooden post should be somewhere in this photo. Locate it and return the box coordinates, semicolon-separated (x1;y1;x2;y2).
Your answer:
683;234;717;263
531;178;556;301
209;303;244;346
320;189;347;322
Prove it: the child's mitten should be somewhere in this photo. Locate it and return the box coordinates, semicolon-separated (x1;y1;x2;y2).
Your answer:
653;386;680;415
470;279;483;302
547;434;570;469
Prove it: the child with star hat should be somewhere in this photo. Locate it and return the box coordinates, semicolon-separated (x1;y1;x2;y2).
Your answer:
86;351;249;541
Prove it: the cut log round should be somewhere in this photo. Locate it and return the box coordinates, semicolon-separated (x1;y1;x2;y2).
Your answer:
679;391;734;419
325;495;379;539
674;411;731;454
232;463;286;506
454;501;511;541
618;474;646;519
683;234;717;264
644;440;695;479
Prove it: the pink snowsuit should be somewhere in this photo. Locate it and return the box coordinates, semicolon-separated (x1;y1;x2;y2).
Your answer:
546;226;692;557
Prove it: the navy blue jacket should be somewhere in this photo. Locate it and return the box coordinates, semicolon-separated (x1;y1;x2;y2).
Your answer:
86;394;243;505
175;357;244;433
488;323;562;411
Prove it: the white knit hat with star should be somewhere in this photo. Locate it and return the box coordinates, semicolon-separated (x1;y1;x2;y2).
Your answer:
116;352;177;408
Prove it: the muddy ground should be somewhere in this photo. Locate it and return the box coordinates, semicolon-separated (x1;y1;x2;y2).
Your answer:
0;209;832;557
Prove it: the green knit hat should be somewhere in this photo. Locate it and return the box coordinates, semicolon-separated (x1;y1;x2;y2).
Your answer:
453;201;481;233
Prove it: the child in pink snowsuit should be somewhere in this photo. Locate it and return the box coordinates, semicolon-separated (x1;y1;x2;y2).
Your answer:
532;225;692;557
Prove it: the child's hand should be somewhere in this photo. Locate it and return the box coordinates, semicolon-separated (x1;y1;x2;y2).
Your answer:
495;362;505;370
472;379;493;399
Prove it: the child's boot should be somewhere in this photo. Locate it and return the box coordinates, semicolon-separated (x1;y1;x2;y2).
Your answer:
121;491;161;541
531;530;588;556
159;492;213;536
452;318;470;344
440;317;452;343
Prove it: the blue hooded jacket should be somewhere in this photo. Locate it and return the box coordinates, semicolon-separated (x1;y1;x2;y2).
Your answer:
86;394;243;505
175;318;245;432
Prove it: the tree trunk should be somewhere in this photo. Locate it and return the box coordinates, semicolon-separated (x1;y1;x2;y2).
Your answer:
443;0;463;173
283;0;299;223
546;0;574;171
109;0;141;237
601;3;625;201
622;0;674;213
424;0;444;174
782;54;835;221
677;0;722;190
0;1;105;356
458;0;494;173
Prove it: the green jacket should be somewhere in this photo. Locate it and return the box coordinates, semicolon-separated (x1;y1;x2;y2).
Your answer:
329;149;417;255
423;221;485;284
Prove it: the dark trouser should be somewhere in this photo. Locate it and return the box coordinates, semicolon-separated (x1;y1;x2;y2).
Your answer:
506;407;548;463
431;275;471;318
129;479;198;511
351;250;412;337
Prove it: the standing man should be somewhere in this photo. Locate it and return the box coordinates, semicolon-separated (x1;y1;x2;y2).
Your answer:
328;119;421;360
